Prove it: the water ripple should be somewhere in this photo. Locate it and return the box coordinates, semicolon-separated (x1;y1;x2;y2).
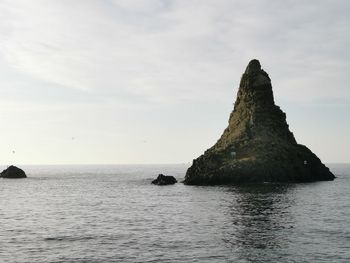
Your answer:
0;164;349;262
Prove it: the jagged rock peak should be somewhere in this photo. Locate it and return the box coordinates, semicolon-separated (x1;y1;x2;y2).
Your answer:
234;59;273;111
184;59;335;185
244;59;261;74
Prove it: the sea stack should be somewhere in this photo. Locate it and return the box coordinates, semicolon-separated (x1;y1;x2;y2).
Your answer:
1;165;27;178
184;59;335;185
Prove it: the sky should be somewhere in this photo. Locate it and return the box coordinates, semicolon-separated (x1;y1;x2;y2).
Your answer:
0;0;349;164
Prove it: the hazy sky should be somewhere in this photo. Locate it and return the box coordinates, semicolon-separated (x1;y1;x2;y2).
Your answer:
0;0;349;164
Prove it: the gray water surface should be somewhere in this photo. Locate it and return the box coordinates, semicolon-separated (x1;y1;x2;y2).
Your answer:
0;164;349;262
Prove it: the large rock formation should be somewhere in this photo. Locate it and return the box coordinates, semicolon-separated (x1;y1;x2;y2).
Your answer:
184;59;335;185
1;165;27;178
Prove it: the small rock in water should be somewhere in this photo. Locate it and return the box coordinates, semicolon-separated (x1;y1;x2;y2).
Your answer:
1;165;27;179
152;174;177;185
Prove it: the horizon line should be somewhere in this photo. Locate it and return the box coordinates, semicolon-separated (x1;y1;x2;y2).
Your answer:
1;162;349;166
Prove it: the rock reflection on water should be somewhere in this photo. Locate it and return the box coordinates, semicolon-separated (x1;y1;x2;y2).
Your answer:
221;184;296;261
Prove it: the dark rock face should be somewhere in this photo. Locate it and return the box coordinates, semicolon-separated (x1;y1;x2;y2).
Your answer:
184;59;335;185
152;174;177;185
1;165;27;179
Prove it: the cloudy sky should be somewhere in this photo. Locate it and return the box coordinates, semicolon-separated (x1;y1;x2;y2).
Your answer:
0;0;349;164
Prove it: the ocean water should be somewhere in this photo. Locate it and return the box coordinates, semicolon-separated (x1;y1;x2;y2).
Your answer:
0;164;349;263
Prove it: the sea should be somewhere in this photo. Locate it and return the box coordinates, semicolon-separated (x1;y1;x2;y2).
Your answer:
0;163;349;263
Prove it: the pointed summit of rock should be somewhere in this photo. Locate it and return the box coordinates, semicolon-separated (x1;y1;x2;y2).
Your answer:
184;60;334;185
244;59;261;74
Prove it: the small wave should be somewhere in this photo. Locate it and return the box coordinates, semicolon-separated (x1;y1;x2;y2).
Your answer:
44;235;95;242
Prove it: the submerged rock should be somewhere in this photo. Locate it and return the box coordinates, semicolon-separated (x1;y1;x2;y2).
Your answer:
1;165;27;179
152;174;177;185
184;59;335;185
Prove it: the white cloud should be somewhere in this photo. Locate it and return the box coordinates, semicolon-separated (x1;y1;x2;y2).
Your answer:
0;0;349;163
1;0;349;104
